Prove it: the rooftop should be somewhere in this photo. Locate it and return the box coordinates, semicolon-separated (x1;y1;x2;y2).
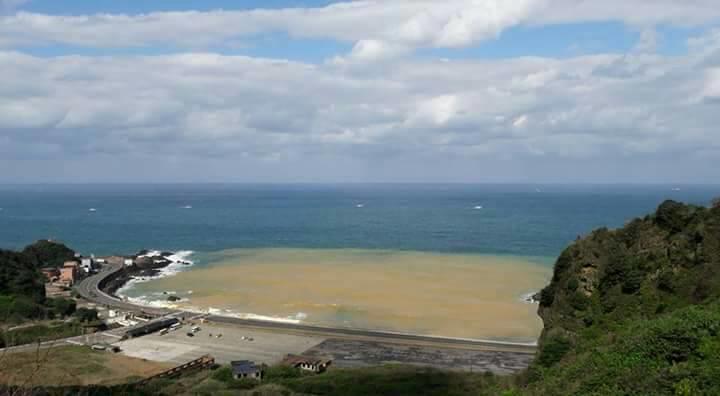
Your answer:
231;360;262;375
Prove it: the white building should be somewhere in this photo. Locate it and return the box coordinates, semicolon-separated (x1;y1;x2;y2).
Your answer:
81;257;94;270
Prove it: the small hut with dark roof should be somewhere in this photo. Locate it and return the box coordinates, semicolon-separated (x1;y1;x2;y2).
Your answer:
231;360;264;381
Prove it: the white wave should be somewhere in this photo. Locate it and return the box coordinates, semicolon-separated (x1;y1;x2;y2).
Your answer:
217;311;306;325
521;291;540;304
116;292;309;325
116;250;195;299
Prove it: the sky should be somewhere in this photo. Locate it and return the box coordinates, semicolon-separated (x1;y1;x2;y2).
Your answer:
1;0;720;184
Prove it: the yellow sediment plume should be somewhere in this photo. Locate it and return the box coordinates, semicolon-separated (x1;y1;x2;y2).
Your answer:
135;248;552;341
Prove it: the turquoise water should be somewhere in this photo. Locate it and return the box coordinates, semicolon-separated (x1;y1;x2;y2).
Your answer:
0;184;718;260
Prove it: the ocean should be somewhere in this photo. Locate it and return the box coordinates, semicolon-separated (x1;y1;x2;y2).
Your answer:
1;184;718;341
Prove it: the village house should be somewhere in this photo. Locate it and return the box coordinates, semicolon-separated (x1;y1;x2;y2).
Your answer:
41;267;60;282
59;261;80;285
281;354;332;373
231;360;264;381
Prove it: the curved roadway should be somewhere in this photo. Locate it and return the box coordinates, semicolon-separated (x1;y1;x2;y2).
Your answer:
76;263;537;353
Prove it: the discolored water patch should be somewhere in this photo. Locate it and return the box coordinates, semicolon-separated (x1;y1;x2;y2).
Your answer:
125;249;552;342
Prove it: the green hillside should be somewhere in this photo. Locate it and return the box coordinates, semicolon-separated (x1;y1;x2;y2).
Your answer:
0;240;77;323
525;199;720;395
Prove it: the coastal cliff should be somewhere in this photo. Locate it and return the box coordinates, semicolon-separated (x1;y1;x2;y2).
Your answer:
538;199;720;344
527;199;720;394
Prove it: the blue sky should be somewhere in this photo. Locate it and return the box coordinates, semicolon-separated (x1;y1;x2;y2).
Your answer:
21;0;341;14
1;0;719;183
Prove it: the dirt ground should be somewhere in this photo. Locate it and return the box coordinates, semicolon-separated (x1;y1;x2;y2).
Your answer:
0;346;172;387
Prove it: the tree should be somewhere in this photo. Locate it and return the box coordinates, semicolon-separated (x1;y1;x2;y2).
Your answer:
74;308;98;323
712;197;720;209
0;250;46;303
21;240;75;268
48;298;76;318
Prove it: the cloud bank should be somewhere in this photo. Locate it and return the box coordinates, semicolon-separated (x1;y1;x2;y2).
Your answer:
2;0;720;52
0;1;719;182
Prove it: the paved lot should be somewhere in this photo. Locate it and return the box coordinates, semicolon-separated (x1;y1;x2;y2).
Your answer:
116;322;326;365
113;322;534;374
302;338;534;375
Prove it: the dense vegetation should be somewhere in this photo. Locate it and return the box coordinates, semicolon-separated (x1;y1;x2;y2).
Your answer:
526;199;720;394
21;240;76;269
0;249;47;304
0;241;89;346
0;240;78;321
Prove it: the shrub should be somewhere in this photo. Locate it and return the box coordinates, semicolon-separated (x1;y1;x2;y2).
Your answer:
48;297;77;317
566;278;579;292
657;270;677;292
265;365;303;381
655;200;693;233
229;378;260;390
211;366;234;383
536;336;572;368
539;286;555;307
568;291;590;311
74;307;99;322
621;270;645;294
0;295;44;322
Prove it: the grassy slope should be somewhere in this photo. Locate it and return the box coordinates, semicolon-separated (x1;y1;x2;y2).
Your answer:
0;346;171;388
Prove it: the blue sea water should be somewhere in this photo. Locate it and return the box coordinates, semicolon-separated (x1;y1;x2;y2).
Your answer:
0;184;718;261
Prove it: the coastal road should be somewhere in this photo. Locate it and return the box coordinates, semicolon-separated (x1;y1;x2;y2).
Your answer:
75;263;537;354
75;262;171;316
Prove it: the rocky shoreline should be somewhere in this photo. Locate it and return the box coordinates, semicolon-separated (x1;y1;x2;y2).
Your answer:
101;250;192;298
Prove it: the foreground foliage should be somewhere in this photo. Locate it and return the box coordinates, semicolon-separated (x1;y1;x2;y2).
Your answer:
527;302;720;395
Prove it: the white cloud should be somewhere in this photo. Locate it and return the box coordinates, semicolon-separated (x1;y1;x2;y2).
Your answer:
2;0;719;55
0;1;539;50
512;115;529;128
414;95;461;125
539;0;720;27
704;68;720;101
1;30;718;173
1;3;720;182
